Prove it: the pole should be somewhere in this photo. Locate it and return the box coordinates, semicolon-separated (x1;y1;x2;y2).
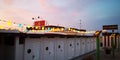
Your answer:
111;37;115;58
118;36;120;51
96;36;100;60
79;19;81;29
111;30;115;58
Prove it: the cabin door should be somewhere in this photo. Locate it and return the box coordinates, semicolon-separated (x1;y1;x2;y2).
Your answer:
41;38;54;60
24;38;41;60
55;38;65;60
81;38;85;54
74;38;81;56
66;38;75;60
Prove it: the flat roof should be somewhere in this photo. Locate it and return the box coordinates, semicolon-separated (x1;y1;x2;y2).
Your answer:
0;29;95;38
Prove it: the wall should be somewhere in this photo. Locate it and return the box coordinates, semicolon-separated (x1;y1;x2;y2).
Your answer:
1;36;96;60
0;36;25;60
0;36;4;60
3;36;15;60
23;36;96;60
15;37;24;60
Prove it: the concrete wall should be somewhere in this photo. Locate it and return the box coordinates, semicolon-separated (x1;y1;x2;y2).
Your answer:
81;38;86;55
1;36;96;60
40;38;55;60
55;38;65;60
15;37;24;60
74;38;81;57
65;38;75;60
24;38;41;60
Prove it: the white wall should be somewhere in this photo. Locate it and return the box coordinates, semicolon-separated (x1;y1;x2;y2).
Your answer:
94;37;97;50
74;38;81;57
40;38;55;60
91;37;95;51
15;37;24;60
81;38;86;54
23;36;96;60
55;38;65;60
24;38;41;60
65;38;75;60
86;38;89;53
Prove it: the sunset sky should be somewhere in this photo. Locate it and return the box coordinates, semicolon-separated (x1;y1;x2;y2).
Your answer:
0;0;120;30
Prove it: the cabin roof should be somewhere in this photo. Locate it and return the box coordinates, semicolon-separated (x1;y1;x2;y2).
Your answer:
0;29;94;38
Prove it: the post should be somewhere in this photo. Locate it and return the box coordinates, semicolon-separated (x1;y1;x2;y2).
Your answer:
96;36;100;60
111;30;115;58
111;37;115;58
118;36;120;51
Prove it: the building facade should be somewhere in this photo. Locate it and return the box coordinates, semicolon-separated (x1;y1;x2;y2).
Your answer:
0;29;96;60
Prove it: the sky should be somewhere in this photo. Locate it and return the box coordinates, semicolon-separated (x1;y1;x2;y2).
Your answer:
0;0;120;31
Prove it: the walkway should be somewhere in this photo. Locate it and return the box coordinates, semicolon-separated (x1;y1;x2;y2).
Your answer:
72;48;120;60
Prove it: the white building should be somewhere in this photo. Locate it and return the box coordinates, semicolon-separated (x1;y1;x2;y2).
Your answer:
0;29;96;60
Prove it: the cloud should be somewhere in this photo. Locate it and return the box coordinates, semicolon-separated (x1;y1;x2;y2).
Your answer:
0;0;14;5
0;0;119;30
0;6;35;25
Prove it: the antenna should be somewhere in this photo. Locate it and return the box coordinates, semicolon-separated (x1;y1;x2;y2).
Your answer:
79;19;82;29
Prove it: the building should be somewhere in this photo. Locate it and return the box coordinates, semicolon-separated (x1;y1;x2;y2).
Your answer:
101;25;120;48
0;28;97;60
102;32;120;48
0;19;97;60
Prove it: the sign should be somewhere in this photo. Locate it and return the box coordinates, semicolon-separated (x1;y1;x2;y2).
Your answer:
34;20;45;26
103;25;118;30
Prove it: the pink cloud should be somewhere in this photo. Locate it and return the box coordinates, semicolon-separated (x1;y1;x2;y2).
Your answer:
2;0;14;5
71;11;80;17
0;7;36;25
38;0;61;13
